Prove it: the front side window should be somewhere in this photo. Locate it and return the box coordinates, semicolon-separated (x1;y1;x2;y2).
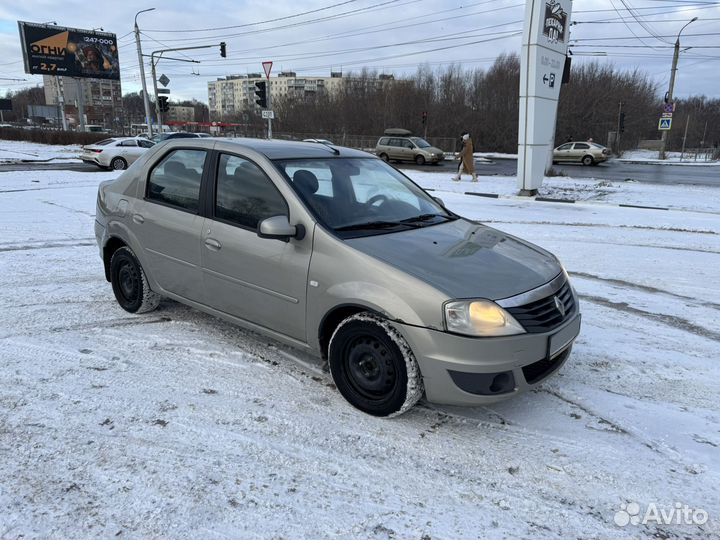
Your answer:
557;143;573;151
147;149;207;212
410;137;431;148
118;140;137;147
138;140;155;149
215;154;287;229
275;157;454;237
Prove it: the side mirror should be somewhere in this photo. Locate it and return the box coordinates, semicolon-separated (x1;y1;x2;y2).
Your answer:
433;196;445;207
257;215;303;241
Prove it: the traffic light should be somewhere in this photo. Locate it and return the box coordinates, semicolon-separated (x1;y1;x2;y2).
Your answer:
619;112;626;133
220;42;226;58
255;81;267;108
158;95;169;113
422;111;427;125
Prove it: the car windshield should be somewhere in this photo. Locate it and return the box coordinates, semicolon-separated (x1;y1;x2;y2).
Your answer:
274;157;455;237
410;137;431;148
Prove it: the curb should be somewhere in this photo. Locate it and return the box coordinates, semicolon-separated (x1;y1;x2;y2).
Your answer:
446;189;672;211
535;197;575;204
464;191;499;199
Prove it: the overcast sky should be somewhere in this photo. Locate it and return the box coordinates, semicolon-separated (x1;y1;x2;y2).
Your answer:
1;0;719;102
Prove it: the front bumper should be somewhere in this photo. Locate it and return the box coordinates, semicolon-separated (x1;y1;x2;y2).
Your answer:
393;312;581;406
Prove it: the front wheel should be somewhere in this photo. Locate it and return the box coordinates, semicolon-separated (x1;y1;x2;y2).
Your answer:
329;312;423;417
110;246;160;313
582;155;594;166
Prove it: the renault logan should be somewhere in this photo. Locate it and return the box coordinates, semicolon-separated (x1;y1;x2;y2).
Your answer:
95;139;581;417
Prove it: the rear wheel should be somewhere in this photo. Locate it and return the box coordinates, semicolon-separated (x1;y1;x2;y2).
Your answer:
582;155;594;166
329;312;423;417
110;156;128;170
378;153;389;162
415;155;426;166
110;247;160;313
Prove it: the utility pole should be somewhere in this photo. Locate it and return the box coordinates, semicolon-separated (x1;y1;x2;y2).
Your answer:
615;101;623;155
681;115;690;161
77;78;85;132
134;8;156;137
659;17;697;160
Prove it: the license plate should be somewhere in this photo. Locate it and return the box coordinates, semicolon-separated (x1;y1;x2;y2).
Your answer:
549;315;581;357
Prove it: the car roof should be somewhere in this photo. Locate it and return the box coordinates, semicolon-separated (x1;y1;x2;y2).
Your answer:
213;137;371;160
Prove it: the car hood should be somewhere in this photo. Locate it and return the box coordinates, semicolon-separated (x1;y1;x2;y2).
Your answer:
345;219;561;300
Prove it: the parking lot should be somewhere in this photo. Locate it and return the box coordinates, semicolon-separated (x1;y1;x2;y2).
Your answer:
0;166;718;538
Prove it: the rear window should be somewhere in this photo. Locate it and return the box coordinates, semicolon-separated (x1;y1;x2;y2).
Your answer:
94;139;115;146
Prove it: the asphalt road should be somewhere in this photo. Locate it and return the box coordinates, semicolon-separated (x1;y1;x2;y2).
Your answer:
399;158;720;186
0;158;717;186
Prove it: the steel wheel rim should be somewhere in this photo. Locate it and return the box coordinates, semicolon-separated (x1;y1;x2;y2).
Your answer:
117;261;139;302
344;336;397;400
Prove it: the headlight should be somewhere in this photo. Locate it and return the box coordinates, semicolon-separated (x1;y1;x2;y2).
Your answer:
444;299;525;337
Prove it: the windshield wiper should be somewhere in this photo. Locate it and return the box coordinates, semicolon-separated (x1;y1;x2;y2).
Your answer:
400;213;455;224
335;220;421;231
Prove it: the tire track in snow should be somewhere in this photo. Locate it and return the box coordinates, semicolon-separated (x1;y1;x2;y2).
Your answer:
580;294;720;342
572;271;720;311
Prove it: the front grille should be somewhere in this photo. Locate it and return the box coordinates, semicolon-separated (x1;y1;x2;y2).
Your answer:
522;346;572;385
506;280;575;333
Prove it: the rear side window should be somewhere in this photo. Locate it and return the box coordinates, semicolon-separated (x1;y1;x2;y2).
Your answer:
574;143;590;150
215;154;287;229
147;149;207;212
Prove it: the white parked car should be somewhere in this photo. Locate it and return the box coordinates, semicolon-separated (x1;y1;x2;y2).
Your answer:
81;137;156;170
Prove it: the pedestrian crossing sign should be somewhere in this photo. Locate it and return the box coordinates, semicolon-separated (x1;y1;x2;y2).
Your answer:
658;118;672;131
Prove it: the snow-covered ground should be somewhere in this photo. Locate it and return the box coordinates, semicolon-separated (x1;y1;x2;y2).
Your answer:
619;149;718;166
0;139;83;163
1;165;719;539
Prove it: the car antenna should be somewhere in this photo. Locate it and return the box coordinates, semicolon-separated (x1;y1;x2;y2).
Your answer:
320;141;340;155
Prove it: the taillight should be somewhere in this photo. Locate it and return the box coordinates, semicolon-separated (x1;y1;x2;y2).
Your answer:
92;149;103;153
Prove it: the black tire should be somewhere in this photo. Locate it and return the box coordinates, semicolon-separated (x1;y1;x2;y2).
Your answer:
110;247;160;313
379;153;389;162
415;154;426;166
582;155;594;166
110;157;128;171
329;313;423;417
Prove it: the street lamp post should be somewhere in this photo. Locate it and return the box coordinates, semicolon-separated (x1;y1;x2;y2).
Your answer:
659;17;697;160
134;8;156;137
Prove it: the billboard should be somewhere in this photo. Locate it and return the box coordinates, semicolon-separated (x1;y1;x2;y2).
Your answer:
18;21;119;80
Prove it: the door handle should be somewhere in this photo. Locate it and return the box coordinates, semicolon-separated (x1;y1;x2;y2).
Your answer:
133;214;144;224
204;238;222;251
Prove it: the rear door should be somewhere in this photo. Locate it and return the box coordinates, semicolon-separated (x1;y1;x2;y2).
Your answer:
117;139;143;161
200;152;312;341
132;147;208;303
572;142;591;161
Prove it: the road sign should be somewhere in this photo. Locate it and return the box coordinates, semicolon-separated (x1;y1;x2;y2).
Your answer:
262;61;273;80
157;88;170;94
661;112;672;118
663;103;675;113
159;74;170;87
658;118;672;131
261;110;274;119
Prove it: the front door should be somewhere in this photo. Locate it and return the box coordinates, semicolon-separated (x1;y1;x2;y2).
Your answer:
201;153;312;342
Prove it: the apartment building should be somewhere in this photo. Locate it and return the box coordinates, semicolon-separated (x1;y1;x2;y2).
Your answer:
208;72;391;119
166;105;195;123
43;75;123;127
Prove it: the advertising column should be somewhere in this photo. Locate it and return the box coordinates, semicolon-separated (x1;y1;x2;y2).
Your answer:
517;0;572;195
